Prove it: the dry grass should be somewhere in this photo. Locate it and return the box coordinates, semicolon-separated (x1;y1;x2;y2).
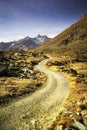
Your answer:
34;15;87;53
0;51;47;106
46;53;87;129
31;15;87;129
37;15;87;129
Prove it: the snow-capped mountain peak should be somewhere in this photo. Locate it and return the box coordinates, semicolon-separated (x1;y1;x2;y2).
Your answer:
0;35;51;51
34;35;51;45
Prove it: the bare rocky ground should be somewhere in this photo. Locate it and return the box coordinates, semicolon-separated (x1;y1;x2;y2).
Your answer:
0;51;47;106
0;55;69;130
46;53;87;130
0;49;87;130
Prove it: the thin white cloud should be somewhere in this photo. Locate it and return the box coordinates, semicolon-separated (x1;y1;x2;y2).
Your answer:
10;6;18;18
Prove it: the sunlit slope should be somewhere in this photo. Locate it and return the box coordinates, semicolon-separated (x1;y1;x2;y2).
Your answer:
34;14;87;53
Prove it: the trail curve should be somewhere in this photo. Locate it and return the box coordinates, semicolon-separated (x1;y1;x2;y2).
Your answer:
0;56;69;130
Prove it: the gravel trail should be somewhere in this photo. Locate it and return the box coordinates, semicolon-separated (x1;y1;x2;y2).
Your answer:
0;57;69;130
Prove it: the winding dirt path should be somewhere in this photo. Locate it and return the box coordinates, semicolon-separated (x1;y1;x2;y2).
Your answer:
0;56;69;130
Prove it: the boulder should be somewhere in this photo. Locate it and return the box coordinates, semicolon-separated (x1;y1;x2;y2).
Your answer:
0;65;8;76
73;121;86;130
70;69;77;76
56;125;63;130
81;110;87;116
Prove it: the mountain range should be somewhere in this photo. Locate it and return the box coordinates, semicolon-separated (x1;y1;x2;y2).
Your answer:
0;35;50;51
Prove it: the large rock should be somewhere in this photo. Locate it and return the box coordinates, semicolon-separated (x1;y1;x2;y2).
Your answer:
56;125;63;130
73;121;86;130
0;65;8;76
81;110;87;116
70;69;77;76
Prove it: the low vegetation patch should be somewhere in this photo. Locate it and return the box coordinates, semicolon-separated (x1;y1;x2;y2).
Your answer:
0;51;47;106
46;47;87;129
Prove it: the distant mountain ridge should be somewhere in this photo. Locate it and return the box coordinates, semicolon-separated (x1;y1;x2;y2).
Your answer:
0;35;51;51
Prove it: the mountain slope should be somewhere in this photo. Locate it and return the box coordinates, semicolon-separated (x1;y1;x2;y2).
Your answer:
33;15;87;129
10;37;37;51
0;42;14;51
35;14;87;53
34;34;51;44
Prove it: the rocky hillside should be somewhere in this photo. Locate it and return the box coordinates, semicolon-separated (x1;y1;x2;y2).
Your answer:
33;15;87;129
9;37;37;51
0;42;14;51
35;14;87;53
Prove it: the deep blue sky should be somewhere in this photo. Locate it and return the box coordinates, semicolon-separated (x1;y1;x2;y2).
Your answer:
0;0;87;42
